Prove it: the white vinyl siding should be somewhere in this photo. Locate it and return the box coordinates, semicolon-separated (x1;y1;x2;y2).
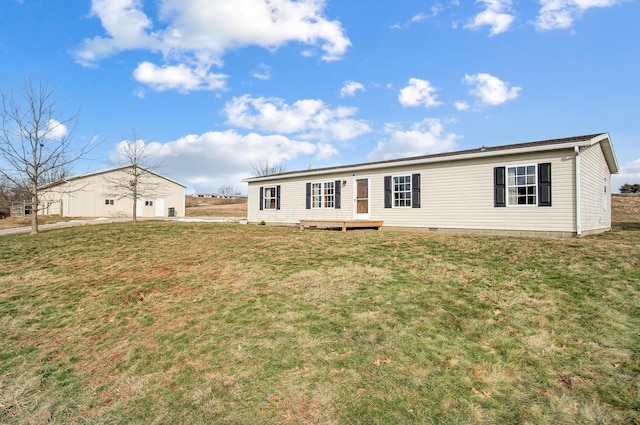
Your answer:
248;178;352;224
579;144;612;232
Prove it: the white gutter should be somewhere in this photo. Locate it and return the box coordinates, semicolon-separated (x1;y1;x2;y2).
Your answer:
575;146;582;237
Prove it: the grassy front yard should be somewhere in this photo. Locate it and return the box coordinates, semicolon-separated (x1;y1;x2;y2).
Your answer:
1;220;638;424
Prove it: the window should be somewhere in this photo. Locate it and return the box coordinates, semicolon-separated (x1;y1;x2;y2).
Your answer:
507;165;537;205
145;200;153;207
393;175;412;207
105;199;114;205
305;181;341;209
384;174;420;208
259;185;280;210
494;163;551;207
324;181;335;208
310;182;335;208
311;182;322;208
263;186;277;210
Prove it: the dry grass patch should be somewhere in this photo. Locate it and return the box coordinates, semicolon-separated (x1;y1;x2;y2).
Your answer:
1;221;639;424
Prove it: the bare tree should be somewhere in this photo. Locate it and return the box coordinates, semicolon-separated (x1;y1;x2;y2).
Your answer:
250;160;286;177
104;132;164;222
0;79;92;234
218;184;240;197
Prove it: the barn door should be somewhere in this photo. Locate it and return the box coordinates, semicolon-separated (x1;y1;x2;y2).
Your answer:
353;177;370;219
155;199;165;217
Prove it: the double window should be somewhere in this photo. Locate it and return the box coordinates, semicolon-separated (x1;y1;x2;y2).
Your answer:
306;181;341;209
145;200;153;207
311;181;335;208
495;163;551;207
384;174;421;208
105;199;114;205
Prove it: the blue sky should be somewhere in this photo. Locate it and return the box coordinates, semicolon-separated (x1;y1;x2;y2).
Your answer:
1;0;638;194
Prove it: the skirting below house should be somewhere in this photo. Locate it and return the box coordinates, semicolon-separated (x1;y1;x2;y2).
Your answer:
251;221;611;238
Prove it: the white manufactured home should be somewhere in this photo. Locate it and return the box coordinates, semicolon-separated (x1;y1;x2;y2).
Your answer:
39;166;186;218
245;133;618;237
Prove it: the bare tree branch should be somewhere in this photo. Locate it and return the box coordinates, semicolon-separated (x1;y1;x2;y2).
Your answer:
0;79;95;234
103;131;165;222
250;160;286;177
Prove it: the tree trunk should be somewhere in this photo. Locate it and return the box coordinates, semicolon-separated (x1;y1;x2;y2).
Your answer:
31;193;39;234
132;197;137;223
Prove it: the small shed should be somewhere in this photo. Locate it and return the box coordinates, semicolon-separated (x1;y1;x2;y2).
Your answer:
244;133;619;237
39;166;186;218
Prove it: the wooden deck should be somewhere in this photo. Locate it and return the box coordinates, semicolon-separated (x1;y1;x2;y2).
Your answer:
299;220;383;232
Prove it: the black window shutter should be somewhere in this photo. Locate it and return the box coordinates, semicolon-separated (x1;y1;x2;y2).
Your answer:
412;173;421;208
335;180;341;209
305;182;311;209
384;176;392;208
276;185;281;210
259;186;264;210
538;163;552;207
494;167;506;207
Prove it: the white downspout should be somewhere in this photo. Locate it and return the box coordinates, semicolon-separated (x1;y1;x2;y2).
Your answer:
574;146;582;237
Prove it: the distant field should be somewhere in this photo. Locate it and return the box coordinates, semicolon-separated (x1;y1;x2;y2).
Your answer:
0;200;638;423
185;196;247;218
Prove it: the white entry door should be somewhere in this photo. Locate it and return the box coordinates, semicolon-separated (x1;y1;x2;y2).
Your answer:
155;199;165;217
353;176;370;219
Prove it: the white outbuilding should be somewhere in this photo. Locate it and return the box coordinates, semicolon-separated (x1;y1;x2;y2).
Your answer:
39;166;186;218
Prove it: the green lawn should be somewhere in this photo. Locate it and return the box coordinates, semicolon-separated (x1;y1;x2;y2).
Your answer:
1;222;638;424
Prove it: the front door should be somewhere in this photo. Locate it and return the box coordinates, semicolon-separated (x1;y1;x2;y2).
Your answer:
354;177;370;219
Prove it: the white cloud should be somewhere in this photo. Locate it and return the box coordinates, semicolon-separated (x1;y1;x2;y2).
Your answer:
340;81;365;98
536;0;619;30
223;95;371;141
43;119;68;140
464;73;521;105
74;0;158;66
390;6;443;29
133;62;228;92
108;130;337;193
455;101;470;111
464;0;515;36
367;119;460;161
252;64;272;81
398;78;442;108
75;0;351;80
